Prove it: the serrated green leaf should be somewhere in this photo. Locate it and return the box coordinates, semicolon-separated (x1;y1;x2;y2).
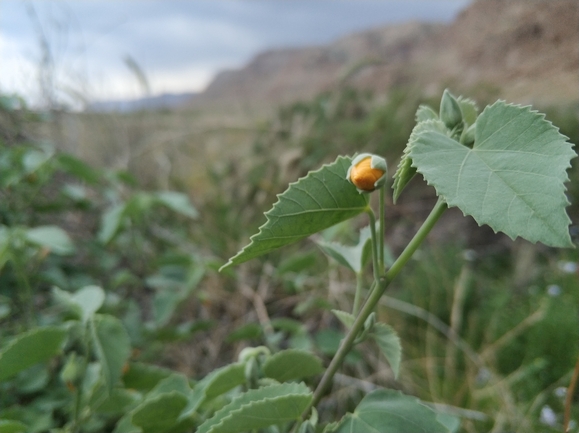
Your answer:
91;314;131;395
0;326;66;382
316;225;372;273
410;101;576;247
324;389;449;433
392;119;448;203
197;382;312;433
369;323;402;378
220;156;369;271
263;349;323;382
25;225;74;255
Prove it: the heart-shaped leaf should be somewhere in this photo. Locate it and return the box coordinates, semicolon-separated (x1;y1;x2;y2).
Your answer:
410;101;575;247
221;156;369;270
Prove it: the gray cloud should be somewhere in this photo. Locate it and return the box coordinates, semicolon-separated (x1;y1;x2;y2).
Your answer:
0;0;471;103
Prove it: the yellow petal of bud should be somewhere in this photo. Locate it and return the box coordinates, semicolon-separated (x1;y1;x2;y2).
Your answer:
349;157;385;191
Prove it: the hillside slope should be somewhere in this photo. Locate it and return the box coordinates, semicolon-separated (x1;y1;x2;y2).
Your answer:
193;0;578;111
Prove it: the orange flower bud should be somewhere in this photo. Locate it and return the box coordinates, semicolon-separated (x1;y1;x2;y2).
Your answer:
347;154;387;193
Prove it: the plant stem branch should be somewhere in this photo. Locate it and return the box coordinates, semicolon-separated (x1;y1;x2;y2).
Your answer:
302;198;447;418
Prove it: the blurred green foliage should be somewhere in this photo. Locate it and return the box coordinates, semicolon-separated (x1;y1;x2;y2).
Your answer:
0;87;577;433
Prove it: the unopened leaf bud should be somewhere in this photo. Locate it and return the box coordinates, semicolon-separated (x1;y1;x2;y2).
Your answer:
460;122;476;147
347;153;387;193
440;89;463;129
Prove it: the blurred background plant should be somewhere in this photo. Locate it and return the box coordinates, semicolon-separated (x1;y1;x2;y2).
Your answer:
1;83;577;432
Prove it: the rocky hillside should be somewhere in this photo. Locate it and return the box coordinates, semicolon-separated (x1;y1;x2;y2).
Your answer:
193;0;578;111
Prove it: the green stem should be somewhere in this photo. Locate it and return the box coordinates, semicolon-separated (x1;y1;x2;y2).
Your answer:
379;187;386;275
366;208;380;283
302;198;447;417
352;272;363;316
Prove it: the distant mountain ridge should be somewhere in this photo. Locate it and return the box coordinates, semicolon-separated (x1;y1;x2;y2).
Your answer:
93;0;578;113
88;92;197;112
193;0;578;111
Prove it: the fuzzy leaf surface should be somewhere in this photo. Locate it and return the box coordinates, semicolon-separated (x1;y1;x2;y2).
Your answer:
197;382;312;433
325;389;449;433
221;156;368;270
410;101;575;247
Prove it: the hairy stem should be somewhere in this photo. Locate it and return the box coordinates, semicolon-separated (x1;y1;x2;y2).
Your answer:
302;198;447;417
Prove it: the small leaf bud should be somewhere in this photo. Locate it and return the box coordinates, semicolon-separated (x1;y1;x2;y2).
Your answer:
460;122;476;147
347;153;387;193
440;89;463;129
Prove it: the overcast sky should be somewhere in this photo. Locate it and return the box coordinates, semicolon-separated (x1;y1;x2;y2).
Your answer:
0;0;471;107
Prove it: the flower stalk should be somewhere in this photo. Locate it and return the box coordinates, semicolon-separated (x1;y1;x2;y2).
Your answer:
302;197;447;417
